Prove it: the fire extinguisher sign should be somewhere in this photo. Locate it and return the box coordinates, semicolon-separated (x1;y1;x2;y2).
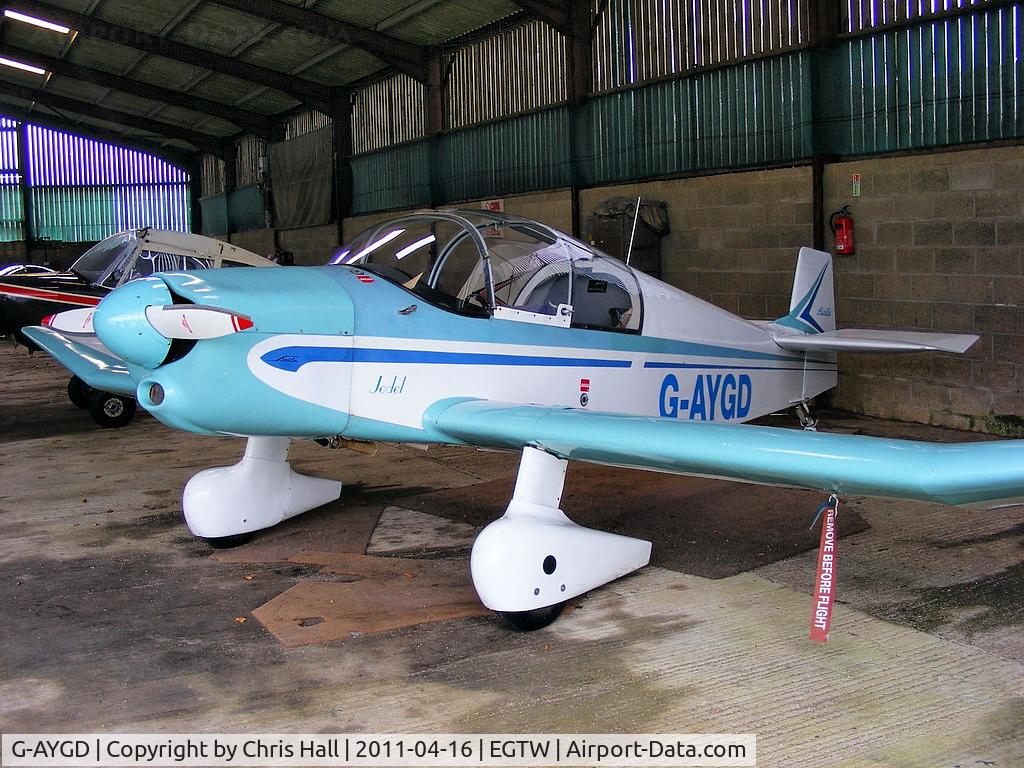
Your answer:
852;173;861;197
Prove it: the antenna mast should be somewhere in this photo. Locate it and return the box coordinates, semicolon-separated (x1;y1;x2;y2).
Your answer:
625;195;642;266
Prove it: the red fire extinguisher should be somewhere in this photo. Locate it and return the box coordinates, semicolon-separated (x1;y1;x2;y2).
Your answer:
830;206;855;255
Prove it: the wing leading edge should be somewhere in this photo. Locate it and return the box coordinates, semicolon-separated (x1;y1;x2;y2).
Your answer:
21;326;139;397
425;399;1024;507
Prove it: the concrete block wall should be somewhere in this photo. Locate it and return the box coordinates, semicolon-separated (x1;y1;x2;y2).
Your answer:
822;146;1024;434
228;228;275;260
0;240;94;270
341;190;574;242
219;225;340;266
578;167;813;320
277;224;339;266
0;241;28;264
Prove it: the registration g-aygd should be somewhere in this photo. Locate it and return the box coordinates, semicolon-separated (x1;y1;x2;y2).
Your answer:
3;734;756;767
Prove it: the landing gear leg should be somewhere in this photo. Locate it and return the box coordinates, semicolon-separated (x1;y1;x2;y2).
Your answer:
796;402;818;431
471;447;651;631
183;436;342;545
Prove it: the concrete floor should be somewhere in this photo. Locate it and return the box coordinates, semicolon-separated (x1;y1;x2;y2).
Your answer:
1;350;1022;767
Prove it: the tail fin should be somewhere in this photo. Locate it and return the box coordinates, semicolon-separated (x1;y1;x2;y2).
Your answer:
775;247;835;334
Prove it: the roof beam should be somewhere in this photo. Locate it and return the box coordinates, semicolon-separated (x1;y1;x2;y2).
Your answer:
511;0;571;35
0;42;272;137
1;80;223;153
211;0;429;82
0;101;196;167
5;0;330;110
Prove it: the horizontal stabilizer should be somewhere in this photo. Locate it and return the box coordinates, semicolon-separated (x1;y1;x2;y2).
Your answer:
772;329;978;354
425;398;1024;507
21;326;139;397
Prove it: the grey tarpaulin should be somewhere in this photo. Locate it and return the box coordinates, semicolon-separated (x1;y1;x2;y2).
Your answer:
593;197;670;235
269;126;333;229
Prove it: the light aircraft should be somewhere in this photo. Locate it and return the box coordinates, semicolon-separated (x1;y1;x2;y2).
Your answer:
2;228;272;427
24;210;1022;630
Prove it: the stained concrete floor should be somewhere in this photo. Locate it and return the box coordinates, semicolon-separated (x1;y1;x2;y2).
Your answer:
1;351;1022;767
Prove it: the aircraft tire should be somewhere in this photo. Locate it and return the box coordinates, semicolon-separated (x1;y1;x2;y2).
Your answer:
88;390;137;428
201;533;254;549
496;601;566;631
67;376;91;409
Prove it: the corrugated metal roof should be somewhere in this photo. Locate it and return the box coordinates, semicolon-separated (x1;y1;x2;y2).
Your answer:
0;0;523;156
188;74;300;112
390;0;519;43
237;26;340;78
67;38;149;76
3;19;68;56
95;0;191;36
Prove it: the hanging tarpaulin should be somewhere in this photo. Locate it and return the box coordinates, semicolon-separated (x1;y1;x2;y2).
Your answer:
592;197;670;235
269;126;333;229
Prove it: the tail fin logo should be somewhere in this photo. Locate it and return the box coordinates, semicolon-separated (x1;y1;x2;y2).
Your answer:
789;264;829;334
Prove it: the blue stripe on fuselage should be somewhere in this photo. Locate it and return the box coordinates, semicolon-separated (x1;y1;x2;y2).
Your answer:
644;362;836;372
261;346;635;372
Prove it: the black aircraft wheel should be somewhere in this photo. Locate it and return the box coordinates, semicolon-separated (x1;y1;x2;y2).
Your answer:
497;601;566;631
88;390;137;428
201;533;254;549
67;375;91;409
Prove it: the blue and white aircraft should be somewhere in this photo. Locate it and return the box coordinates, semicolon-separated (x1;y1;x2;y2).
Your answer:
25;210;1022;629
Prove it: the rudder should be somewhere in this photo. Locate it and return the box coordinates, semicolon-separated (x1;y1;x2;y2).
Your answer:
775;247;835;334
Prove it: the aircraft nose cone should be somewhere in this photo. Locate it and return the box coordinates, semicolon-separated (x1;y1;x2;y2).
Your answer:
94;277;174;368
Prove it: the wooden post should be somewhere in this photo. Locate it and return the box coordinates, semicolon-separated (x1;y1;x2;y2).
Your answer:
808;0;841;252
426;49;448;207
567;0;593;239
332;89;354;243
221;139;236;236
188;157;203;235
15;120;33;254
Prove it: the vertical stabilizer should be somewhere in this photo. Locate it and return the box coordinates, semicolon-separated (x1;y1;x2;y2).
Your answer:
775;247;836;334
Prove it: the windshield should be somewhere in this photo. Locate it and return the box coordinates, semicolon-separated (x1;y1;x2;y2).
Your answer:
71;232;136;284
333;212;642;331
333;216;490;316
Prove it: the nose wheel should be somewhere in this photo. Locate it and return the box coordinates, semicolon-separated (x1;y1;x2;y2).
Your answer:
88;389;137;428
183;436;342;541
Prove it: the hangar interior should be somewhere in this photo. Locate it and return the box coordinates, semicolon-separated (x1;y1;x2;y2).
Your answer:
1;1;1023;766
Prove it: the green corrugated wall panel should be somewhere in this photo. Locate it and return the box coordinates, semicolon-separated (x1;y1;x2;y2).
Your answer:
831;4;1022;155
227;185;264;232
31;187;117;242
351;141;431;214
579;53;812;186
437;108;572;201
0;184;23;242
340;6;1018;217
200;195;228;235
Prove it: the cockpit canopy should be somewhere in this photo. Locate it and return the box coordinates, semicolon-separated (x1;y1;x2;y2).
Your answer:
332;211;642;333
71;228;271;288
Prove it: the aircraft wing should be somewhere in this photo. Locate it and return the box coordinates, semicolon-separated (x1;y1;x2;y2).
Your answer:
772;328;978;354
425;399;1024;507
21;326;139;397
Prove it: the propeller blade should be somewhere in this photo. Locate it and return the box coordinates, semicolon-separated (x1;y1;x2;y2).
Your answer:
144;305;254;340
42;307;95;334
